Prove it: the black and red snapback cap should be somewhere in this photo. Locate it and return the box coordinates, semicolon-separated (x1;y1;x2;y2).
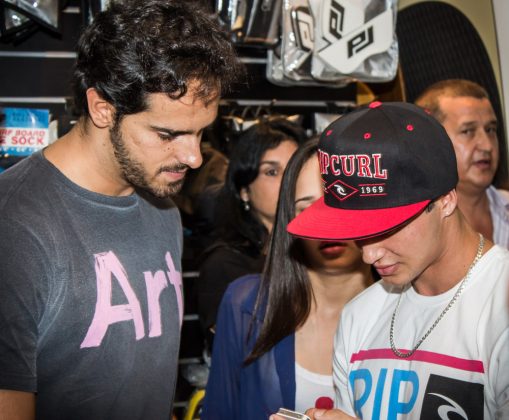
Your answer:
287;101;458;240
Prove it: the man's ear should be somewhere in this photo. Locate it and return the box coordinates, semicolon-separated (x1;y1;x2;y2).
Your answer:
440;189;458;218
86;88;115;128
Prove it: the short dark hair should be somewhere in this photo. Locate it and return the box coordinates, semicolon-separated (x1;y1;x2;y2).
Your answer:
415;79;490;123
72;0;243;121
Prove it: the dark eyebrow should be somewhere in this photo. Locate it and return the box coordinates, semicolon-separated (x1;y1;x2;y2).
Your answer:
150;125;194;137
460;118;498;129
459;121;477;129
259;160;282;166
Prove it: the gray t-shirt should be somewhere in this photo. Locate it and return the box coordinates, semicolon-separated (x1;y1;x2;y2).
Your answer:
0;151;183;419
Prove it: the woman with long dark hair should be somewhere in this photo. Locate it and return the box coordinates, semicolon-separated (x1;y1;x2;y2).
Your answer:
197;118;306;339
201;138;374;418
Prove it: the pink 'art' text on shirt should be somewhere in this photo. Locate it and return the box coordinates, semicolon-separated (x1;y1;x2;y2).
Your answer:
80;250;182;348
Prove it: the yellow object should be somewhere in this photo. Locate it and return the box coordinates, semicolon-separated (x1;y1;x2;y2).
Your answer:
183;389;206;420
356;82;376;105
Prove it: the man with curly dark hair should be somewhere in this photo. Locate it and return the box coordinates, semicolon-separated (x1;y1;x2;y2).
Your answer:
0;1;242;418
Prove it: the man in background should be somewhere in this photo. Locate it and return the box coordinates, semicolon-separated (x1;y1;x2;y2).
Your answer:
0;0;241;418
415;79;509;247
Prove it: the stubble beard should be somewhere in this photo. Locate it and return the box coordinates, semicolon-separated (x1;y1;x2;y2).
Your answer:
110;122;186;198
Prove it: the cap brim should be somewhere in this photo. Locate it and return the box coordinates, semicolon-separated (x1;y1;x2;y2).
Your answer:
287;198;431;241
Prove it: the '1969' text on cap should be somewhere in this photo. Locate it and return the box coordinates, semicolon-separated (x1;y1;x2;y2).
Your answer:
287;101;458;240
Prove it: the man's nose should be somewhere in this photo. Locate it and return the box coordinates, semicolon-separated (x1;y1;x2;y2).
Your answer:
357;241;385;265
177;137;203;169
476;129;495;153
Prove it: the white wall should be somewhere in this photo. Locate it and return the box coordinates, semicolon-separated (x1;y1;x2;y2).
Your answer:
493;0;509;143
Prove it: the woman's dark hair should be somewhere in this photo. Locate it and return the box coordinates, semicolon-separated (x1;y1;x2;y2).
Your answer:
72;0;243;121
214;119;306;255
244;137;319;364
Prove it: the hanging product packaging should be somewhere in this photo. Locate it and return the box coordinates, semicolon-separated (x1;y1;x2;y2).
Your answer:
266;48;289;86
243;0;282;46
0;108;54;172
82;0;112;24
313;112;342;133
1;5;29;31
266;47;323;87
216;0;243;42
312;0;398;82
267;47;334;87
1;0;59;32
274;0;349;86
280;0;314;81
216;0;282;46
0;4;38;43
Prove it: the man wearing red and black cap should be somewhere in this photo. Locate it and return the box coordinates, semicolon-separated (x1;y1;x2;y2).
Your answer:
286;102;509;419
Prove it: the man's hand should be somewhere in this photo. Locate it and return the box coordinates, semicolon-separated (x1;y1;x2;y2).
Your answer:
0;390;35;420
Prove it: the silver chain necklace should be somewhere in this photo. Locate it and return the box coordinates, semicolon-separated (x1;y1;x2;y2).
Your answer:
389;234;485;358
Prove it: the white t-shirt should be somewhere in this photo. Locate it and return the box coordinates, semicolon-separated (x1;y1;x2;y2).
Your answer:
487;186;509;248
295;363;335;413
334;245;509;419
